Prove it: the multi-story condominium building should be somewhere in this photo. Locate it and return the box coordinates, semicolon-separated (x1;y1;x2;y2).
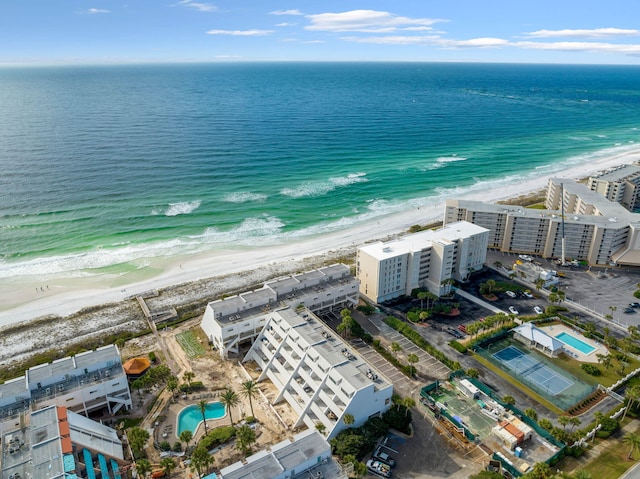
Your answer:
0;345;132;429
201;264;359;358
243;306;393;440
220;429;346;479
445;178;640;266
1;405;125;479
587;163;640;211
356;221;489;304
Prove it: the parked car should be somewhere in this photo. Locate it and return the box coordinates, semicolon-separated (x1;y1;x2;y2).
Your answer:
373;447;397;468
367;459;392;478
505;291;517;298
523;291;534;299
534;306;544;315
508;306;519;315
457;324;467;334
518;255;533;262
624;307;636;314
630;303;640;308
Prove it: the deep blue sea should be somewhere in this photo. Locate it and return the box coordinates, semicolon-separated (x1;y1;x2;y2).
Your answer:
2;62;640;281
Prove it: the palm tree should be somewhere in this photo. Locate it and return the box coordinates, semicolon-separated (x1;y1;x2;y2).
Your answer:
315;422;327;435
197;399;209;435
135;459;152;479
403;397;416;416
160;457;176;478
179;430;193;453
390;342;402;358
623;385;640;420
221;388;239;426
183;371;195;391
236;424;257;456
407;353;418;377
524;408;538;421
485;279;496;294
573;470;592;479
623;431;640;459
417;291;428;309
558;415;570;431
343;413;355;426
191;446;214;478
534;278;545;291
502;395;516;405
240;380;259;419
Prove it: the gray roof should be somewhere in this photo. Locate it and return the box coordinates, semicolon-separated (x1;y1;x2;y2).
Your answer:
513;323;564;352
220;430;330;479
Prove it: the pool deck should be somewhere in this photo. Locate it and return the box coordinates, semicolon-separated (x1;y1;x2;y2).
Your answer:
156;390;243;442
537;323;608;363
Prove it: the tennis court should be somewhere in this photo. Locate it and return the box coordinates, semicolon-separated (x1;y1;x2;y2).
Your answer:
493;345;573;396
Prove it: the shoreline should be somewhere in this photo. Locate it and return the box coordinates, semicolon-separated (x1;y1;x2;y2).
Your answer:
2;147;640;331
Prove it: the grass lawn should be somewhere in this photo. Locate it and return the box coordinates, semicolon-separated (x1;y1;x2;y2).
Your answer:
547;351;639;388
578;439;638;479
176;330;206;358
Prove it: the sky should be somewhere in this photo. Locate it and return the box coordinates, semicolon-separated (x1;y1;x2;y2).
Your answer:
2;1;640;65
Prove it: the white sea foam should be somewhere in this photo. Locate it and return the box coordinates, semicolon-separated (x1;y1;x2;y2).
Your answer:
223;192;268;203
280;172;367;198
164;200;202;216
424;156;468;171
200;215;285;245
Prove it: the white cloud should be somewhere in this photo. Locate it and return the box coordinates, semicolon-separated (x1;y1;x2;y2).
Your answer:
276;22;296;27
86;8;109;14
524;28;640;39
305;9;445;33
303;40;325;44
270;9;303;16
514;40;640;55
178;0;217;12
207;29;273;36
341;35;506;48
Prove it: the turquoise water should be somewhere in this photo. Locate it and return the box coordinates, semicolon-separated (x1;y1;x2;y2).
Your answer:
177;402;226;435
1;63;640;281
555;332;596;354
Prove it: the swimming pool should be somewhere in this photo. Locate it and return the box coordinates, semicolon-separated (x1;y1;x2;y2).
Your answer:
177;402;226;435
555;332;596;354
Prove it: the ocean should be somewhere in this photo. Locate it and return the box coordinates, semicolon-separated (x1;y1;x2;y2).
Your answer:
2;62;640;283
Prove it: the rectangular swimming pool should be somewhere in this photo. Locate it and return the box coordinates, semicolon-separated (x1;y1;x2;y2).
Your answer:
555;332;596;354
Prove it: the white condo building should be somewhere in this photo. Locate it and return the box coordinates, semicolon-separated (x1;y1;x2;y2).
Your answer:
356;221;489;304
1;405;125;479
201;264;359;358
0;345;132;431
588;163;640;211
243;307;393;440
445;178;640;266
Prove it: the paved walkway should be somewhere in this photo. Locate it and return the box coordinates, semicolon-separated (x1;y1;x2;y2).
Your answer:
454;288;506;315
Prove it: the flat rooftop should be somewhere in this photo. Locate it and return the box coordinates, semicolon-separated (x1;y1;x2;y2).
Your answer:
220;430;332;479
359;221;489;259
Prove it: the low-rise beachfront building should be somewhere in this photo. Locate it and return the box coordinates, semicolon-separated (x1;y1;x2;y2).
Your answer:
200;264;359;358
219;429;347;479
356;221;489;304
0;345;132;430
243;307;393;440
512;323;565;358
1;404;125;479
445;178;640;266
587;162;640;211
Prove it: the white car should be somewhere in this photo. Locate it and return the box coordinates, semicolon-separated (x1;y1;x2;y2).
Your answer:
519;254;533;262
523;291;534;299
508;306;519;315
534;306;544;315
505;291;517;298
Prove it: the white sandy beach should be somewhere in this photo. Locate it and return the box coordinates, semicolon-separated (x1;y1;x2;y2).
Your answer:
2;146;640;328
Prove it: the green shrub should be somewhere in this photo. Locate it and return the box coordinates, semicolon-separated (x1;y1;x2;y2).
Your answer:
172;442;183;452
148;351;157;363
634;290;640;299
596;417;619;438
244;416;256;424
581;364;601;376
383;405;412;434
449;341;467;353
357;304;375;315
158;441;171;451
179;381;205;392
199;426;236;450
